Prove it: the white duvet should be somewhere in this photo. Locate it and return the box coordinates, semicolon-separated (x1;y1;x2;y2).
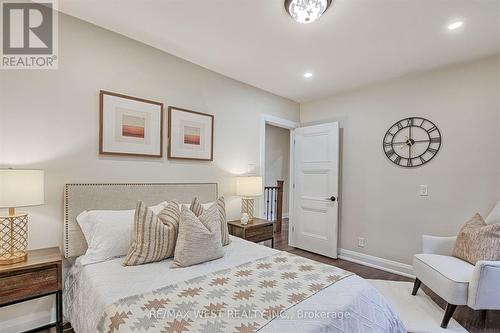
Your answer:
64;236;405;333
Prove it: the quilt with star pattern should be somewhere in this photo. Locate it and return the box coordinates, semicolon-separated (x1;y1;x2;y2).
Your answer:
97;251;353;333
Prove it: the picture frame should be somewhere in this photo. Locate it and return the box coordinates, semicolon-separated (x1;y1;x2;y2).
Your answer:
168;106;214;161
99;90;163;157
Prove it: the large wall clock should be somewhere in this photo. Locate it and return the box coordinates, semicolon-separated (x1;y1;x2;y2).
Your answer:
383;117;441;167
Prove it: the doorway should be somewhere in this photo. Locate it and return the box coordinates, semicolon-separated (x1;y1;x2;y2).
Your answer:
260;116;340;258
264;124;290;220
260;115;298;237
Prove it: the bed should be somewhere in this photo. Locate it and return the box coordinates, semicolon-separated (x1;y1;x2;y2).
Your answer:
62;183;405;333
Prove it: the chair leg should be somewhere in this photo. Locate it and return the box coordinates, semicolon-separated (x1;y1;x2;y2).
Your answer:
440;303;457;328
411;278;421;296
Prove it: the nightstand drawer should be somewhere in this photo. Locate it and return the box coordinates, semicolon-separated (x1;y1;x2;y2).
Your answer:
246;225;273;242
0;265;58;305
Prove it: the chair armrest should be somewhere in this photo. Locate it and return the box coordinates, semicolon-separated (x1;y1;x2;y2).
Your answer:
422;235;456;255
468;261;500;310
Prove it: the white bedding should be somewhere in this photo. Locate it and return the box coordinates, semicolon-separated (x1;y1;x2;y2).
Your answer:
64;236;405;333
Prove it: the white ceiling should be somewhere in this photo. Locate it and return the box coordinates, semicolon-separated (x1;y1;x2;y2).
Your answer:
59;0;500;102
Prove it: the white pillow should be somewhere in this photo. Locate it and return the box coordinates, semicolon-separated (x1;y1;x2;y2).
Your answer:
77;202;167;265
485;201;500;225
179;202;214;211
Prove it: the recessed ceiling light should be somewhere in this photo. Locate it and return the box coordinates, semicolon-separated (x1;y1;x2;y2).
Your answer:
285;0;333;24
447;21;464;30
304;72;313;78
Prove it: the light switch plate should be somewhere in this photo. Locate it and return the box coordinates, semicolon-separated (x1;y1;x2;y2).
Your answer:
420;185;428;196
247;164;257;175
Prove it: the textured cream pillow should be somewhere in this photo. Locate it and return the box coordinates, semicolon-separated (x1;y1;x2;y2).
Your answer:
452;213;500;265
190;197;231;246
123;201;180;266
171;205;224;268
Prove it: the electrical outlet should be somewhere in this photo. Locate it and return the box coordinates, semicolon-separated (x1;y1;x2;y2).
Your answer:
358;237;366;248
420;185;428;196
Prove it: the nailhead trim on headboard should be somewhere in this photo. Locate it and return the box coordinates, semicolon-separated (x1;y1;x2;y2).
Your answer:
63;183;219;258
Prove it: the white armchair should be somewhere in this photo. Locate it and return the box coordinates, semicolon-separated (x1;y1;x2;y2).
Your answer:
412;202;500;329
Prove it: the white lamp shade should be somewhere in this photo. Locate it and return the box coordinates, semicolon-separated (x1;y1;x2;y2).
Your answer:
236;176;263;197
0;169;45;208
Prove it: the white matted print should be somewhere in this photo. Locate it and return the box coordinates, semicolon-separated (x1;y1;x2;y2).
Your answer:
168;107;214;161
100;91;163;157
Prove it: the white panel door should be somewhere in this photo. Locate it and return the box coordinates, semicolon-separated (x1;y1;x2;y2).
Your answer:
293;122;339;258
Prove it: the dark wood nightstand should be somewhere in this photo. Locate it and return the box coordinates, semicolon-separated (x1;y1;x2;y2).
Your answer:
227;218;274;248
0;247;63;332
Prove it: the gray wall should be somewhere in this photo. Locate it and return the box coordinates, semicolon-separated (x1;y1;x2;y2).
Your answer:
300;55;500;265
0;13;299;331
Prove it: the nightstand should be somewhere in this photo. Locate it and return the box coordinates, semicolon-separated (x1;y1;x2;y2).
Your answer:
0;247;63;332
227;218;274;248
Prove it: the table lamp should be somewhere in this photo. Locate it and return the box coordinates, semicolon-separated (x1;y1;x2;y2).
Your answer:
0;169;44;265
236;176;262;223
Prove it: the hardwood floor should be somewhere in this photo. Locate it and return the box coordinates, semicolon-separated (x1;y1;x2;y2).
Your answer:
39;218;499;333
262;218;500;333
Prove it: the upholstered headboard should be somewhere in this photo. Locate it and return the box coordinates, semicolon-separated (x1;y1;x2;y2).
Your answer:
63;183;218;258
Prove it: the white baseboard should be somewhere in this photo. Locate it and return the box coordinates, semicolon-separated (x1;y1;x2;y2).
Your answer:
338;248;415;279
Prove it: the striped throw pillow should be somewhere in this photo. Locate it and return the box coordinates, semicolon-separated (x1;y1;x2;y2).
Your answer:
217;197;231;246
123;201;180;266
190;197;204;217
190;197;231;246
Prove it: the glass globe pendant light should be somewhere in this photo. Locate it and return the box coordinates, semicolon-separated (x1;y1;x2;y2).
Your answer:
285;0;333;24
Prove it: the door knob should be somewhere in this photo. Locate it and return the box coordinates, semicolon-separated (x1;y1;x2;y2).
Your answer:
328;196;336;202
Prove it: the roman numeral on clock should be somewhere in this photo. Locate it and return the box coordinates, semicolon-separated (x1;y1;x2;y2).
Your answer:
427;126;438;134
430;137;441;143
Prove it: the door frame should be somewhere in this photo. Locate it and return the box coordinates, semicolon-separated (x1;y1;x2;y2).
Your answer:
260;114;299;244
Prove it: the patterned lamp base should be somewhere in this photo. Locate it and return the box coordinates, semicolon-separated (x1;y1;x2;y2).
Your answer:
0;211;28;265
241;197;255;223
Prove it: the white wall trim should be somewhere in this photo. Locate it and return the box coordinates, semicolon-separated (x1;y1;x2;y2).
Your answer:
261;114;300;130
287;130;296;247
338;248;415;278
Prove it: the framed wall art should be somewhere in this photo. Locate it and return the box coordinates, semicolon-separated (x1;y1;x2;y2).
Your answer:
168;107;214;161
99;90;163;157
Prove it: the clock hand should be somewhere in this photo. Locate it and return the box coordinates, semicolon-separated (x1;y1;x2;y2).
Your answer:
393;139;429;144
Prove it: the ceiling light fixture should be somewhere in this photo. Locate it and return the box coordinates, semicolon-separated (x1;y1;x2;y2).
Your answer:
447;21;464;30
285;0;333;24
304;72;313;78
